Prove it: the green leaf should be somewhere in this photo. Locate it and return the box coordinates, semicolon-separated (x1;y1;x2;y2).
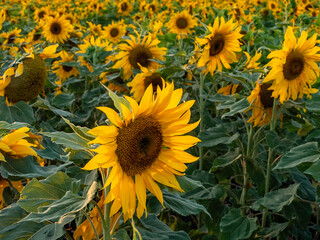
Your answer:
163;190;211;217
274;142;320;169
61;116;95;141
0;204;45;240
176;175;204;192
198;126;240;147
18;172;81;212
52;93;75;109
33;97;73;117
212;148;241;169
257;222;289;238
218;98;249;118
266;131;281;149
100;84;131;114
138;213;190;240
183;184;225;200
304;161;320;181
1;156;72;178
113;229;131;240
21;181;97;223
41;131;90;150
219;208;258;240
0;97;35;124
29;215;75;240
251;183;300;212
0;121;28;130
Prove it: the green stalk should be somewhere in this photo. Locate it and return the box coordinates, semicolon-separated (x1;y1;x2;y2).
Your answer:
199;73;205;170
91;200;108;237
262;98;277;228
99;168;112;240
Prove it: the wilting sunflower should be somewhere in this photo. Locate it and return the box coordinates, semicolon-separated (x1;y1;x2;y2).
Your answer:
263;26;320;103
0;176;23;209
52;51;79;82
0;127;39;161
103;21;126;44
247;82;275;127
127;66;166;101
167;10;197;38
0;45;58;103
218;83;241;95
113;33;167;80
244;51;261;69
197;17;242;75
43;14;73;43
83;83;200;221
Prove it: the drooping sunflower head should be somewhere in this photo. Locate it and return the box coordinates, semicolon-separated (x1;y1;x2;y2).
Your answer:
113;33;167;80
168;10;197;38
263;26;320;103
83;83;200;221
247;82;275;126
197;17;242;75
103;21;126;44
43;14;73;43
127;66;166;101
3;55;47;103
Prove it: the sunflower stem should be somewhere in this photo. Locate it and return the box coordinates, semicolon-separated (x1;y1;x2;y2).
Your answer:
100;168;112;240
199;73;205;170
91;200;108;238
262;98;277;228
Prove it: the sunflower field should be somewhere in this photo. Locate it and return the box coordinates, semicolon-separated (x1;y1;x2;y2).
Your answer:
1;0;320;239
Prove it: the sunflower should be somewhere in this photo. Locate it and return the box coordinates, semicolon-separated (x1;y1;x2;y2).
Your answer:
52;51;79;82
43;14;73;43
117;0;133;16
25;27;42;44
77;36;113;72
127;66;166;101
1;28;21;45
83;83;200;221
244;51;261;69
34;7;49;23
87;22;103;36
0;45;58;103
197;17;242;75
263;26;320;103
0;127;39;161
0;9;5;31
103;21;126;44
113;33;167;80
247;82;275;127
167;10;197;38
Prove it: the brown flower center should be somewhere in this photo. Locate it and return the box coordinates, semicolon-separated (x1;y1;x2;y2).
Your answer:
50;22;62;35
116;116;163;176
128;45;153;69
110;27;119;38
121;2;128;12
283;50;305;81
33;33;41;41
62;65;73;72
7;34;16;44
38;10;46;19
176;17;188;29
209;33;225;56
259;83;274;109
144;73;163;93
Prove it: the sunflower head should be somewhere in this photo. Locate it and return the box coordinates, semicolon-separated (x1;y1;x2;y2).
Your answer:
197;17;242;74
113;34;167;80
168;10;197;38
4;55;47;103
43;14;73;43
83;83;200;221
263;26;320;103
103;21;126;44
